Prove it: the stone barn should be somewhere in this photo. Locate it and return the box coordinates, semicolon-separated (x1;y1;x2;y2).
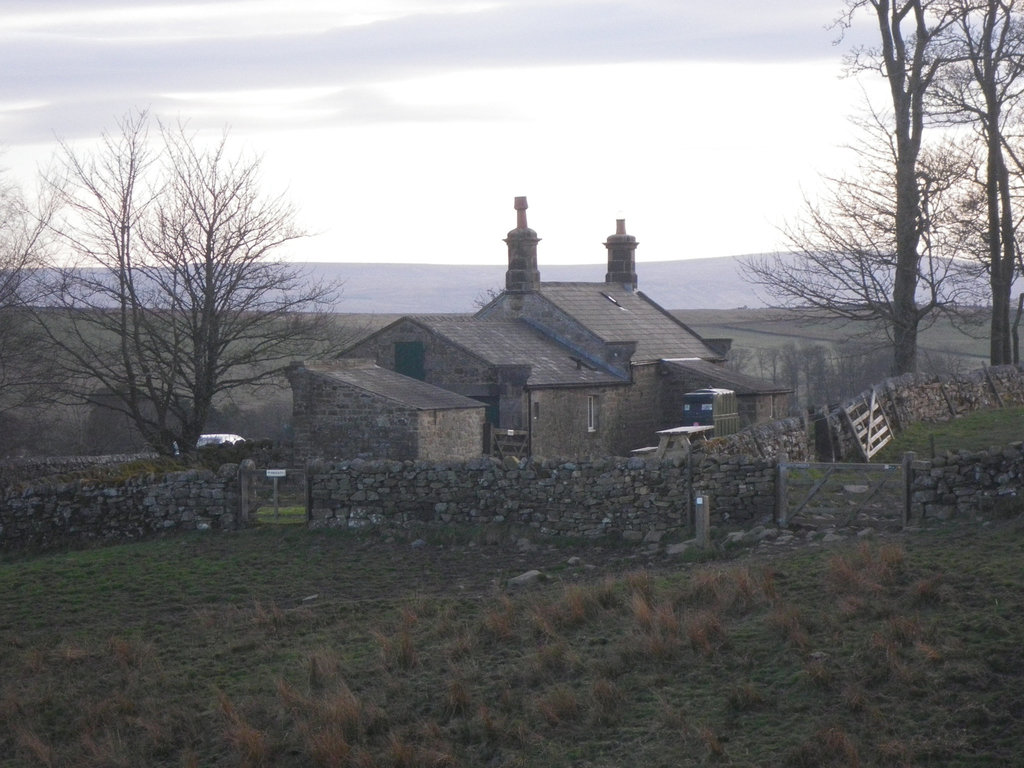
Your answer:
286;360;486;462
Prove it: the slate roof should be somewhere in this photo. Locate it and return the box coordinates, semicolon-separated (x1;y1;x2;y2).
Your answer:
661;357;792;395
408;315;626;386
305;362;485;410
536;283;724;363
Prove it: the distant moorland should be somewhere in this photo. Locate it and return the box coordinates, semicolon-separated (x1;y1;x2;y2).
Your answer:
311;255;765;314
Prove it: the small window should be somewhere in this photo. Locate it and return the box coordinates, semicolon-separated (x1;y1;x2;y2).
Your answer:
532;401;540;421
587;395;599;432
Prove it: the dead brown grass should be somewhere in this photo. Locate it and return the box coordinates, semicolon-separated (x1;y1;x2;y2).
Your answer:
4;522;1024;766
685;608;726;656
218;691;269;767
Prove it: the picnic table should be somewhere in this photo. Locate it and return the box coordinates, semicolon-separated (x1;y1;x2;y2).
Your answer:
631;425;715;458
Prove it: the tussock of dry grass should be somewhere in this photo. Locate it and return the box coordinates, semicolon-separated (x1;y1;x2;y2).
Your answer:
789;725;861;768
684;609;726;656
536;684;579;726
218;691;269;767
828;541;907;598
587;677;622;726
770;603;811;650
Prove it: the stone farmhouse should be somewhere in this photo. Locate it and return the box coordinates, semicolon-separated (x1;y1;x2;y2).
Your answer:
288;197;789;461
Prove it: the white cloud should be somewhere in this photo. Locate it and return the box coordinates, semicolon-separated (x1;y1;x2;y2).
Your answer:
2;1;503;40
0;0;890;268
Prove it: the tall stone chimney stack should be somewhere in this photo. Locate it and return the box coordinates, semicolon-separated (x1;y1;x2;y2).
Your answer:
504;196;541;293
604;218;638;290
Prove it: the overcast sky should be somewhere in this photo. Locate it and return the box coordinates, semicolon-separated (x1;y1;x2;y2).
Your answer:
1;1;882;266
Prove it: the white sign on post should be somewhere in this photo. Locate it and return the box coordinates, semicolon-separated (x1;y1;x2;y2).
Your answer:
265;469;287;520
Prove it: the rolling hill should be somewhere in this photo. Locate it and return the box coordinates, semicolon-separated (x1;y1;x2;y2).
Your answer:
308;255;764;314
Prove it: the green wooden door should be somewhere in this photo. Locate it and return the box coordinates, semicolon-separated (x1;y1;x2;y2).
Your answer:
394;341;425;380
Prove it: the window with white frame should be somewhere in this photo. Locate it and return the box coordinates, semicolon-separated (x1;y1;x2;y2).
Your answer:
587;395;599;432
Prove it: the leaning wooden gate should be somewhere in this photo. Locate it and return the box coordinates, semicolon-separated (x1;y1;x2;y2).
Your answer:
776;459;909;530
843;388;893;461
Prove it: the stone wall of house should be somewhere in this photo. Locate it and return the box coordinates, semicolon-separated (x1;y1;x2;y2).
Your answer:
613;363;676;455
821;366;1024;461
0;464;243;550
307;452;776;540
528;366;663;459
417;408;487;461
344;319;501;403
908;442;1024;520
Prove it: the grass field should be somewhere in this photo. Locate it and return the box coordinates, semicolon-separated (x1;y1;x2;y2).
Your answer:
875;406;1024;462
255;505;307;525
674;307;991;365
673;306;997;412
3;515;1024;766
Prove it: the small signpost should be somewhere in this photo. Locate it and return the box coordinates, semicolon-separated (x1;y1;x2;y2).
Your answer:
266;469;287;520
694;494;710;548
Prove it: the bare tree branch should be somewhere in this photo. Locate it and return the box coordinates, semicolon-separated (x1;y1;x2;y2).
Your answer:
34;110;342;455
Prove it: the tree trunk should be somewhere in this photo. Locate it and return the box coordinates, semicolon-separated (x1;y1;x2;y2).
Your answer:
891;124;923;376
991;129;1016;365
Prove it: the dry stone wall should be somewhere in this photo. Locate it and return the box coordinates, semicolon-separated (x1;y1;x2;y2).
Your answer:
307;452;777;540
702;416;810;460
0;464;243;550
909;442;1024;520
0;454;156;487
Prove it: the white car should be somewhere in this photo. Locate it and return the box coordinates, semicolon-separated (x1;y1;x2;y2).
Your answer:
196;433;246;447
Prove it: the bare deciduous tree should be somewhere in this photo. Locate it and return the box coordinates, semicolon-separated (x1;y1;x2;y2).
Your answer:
742;113;978;364
748;1;959;376
933;0;1024;364
0;168;56;424
850;0;961;374
36;110;340;454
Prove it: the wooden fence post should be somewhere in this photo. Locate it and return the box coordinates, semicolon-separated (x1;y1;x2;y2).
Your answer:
686;450;694;533
694;495;710;548
239;459;256;525
902;451;915;527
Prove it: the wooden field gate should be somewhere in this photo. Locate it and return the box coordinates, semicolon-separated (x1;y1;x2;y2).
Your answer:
776;456;913;530
487;426;530;460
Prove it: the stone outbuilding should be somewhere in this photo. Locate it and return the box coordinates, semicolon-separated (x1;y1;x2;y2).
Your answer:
286;359;486;462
